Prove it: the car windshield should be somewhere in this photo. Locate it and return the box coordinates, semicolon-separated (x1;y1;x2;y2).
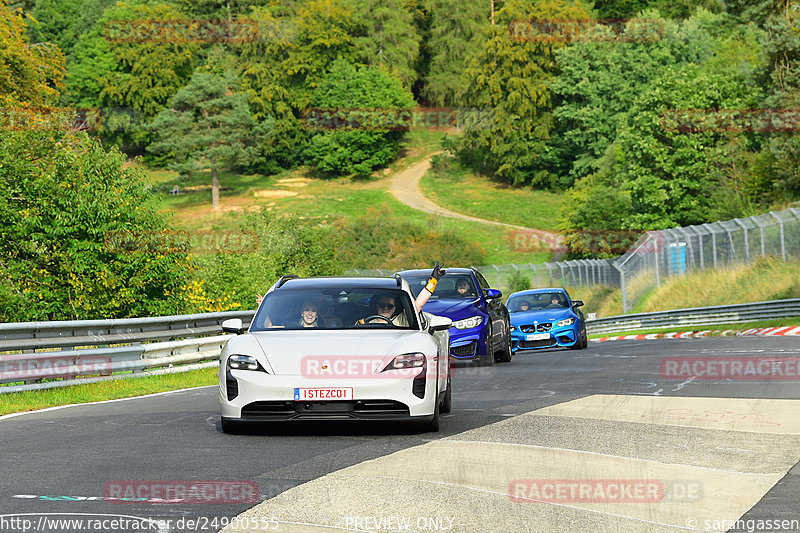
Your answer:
250;287;418;331
508;292;568;312
402;273;479;300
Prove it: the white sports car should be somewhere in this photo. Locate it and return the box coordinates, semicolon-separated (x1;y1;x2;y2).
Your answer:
219;275;452;433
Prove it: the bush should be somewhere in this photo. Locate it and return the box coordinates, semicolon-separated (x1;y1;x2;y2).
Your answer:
334;206;486;269
304;60;415;176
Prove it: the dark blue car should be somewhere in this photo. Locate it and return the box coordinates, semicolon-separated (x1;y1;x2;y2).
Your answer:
507;288;587;352
396;268;512;365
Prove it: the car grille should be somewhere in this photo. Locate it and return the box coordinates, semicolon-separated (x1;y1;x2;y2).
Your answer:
519;338;557;349
520;323;552;333
451;341;477;357
240;400;410;420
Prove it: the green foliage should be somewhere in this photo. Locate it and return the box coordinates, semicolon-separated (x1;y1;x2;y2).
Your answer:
0;1;65;107
193;211;343;309
0;130;193;321
422;0;486;106
304;60;415;176
508;272;531;293
147;71;261;207
456;0;592;187
347;0;421;89
66;1;198;149
334;206;486;268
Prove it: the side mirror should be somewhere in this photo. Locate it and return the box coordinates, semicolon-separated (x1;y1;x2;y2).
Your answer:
222;318;244;335
484;288;502;300
572;300;584;308
428;315;453;333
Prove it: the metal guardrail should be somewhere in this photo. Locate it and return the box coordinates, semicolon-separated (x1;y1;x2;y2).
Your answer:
586;298;800;335
3;299;798;393
0;310;256;394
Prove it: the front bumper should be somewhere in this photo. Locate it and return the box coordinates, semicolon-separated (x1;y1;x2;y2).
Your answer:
448;326;490;362
511;324;579;351
220;369;439;422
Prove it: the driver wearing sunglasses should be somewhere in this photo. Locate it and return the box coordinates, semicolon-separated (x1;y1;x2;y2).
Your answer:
356;261;447;327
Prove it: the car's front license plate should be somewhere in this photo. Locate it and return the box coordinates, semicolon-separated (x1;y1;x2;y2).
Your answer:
526;333;550;341
293;387;353;401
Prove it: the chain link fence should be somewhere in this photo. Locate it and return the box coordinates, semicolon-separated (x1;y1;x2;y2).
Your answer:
345;206;800;314
615;207;800;313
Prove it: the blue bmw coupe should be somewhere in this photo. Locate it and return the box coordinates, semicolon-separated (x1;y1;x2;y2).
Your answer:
507;288;587;352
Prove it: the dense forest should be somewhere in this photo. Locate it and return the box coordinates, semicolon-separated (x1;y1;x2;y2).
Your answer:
2;0;800;320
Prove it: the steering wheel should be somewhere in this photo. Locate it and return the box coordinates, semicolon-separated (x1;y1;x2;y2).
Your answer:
354;315;394;326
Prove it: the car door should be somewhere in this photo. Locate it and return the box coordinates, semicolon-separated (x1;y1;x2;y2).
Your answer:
474;270;506;352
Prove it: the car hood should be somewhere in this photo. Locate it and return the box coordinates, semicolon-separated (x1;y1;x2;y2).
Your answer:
249;330;433;375
422;298;482;319
510;307;574;325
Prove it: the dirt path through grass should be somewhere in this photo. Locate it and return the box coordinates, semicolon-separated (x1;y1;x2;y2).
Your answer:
389;155;561;248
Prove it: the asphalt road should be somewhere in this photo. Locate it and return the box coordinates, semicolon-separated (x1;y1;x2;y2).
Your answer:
1;337;799;533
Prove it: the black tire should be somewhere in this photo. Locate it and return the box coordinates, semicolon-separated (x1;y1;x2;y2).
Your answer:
496;335;513;363
220;417;246;434
580;327;589;349
440;375;452;414
420;397;440;432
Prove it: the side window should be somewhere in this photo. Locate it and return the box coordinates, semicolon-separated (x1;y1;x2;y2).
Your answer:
475;271;490;290
419;312;427;330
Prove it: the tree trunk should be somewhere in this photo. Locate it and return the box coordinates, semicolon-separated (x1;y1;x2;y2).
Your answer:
211;161;220;209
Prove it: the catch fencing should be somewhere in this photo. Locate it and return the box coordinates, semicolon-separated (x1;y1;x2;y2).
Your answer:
615;207;800;312
347;206;800;314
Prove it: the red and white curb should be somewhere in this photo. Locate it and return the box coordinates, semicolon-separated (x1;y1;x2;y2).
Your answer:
591;326;800;343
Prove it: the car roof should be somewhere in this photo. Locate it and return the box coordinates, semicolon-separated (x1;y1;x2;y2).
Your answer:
276;276;403;290
396;268;474;275
510;288;569;297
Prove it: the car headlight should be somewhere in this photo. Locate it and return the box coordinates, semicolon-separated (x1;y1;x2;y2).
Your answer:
556;317;576;327
509;325;516;331
227;355;267;372
382;353;426;372
452;316;483;329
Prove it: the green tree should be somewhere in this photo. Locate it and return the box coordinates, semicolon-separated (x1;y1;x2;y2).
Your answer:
347;0;421;89
456;0;591;186
422;0;486;106
0;1;65;107
67;1;197;149
548;10;733;187
147;71;260;208
303;59;415;176
0;129;193;321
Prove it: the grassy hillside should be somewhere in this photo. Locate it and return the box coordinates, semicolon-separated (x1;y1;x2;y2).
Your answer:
149;132;561;267
569;256;800;318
